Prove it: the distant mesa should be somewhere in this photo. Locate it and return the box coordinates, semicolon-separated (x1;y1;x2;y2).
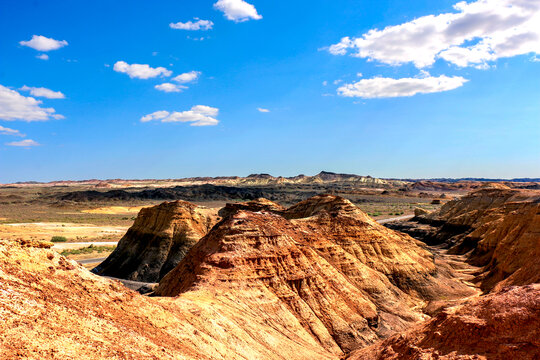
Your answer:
94;181;112;188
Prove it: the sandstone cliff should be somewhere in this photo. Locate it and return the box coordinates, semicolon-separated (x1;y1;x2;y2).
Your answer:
347;284;540;360
386;188;540;292
155;195;475;354
93;200;218;282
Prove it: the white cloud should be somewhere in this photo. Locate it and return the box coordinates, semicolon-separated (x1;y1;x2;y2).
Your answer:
357;72;363;77
113;61;172;79
172;71;201;83
337;74;468;98
20;35;68;52
6;139;40;147
154;83;187;93
328;0;540;69
20;85;65;99
333;79;343;85
141;110;170;122
0;125;25;137
36;54;49;60
141;105;219;126
0;85;64;121
322;81;328;86
257;107;270;112
170;18;213;30
214;0;262;22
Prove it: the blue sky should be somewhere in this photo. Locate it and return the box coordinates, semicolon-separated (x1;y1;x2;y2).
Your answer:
0;0;539;182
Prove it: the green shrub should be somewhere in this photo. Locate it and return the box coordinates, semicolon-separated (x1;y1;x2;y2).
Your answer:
51;236;68;243
60;245;116;256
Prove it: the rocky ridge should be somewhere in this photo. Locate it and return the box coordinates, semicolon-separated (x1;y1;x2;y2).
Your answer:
385;188;540;292
155;195;475;354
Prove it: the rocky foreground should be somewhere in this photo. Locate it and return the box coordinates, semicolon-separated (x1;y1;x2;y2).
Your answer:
1;192;539;359
348;284;540;360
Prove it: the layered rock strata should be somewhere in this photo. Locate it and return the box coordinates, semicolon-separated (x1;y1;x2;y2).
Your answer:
347;284;540;360
155;195;475;354
93;200;218;282
385;188;540;292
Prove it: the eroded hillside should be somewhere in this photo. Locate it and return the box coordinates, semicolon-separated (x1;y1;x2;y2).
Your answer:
386;187;540;291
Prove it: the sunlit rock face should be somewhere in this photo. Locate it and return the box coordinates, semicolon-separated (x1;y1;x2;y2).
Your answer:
93;200;218;282
156;195;474;354
347;284;540;360
388;188;540;292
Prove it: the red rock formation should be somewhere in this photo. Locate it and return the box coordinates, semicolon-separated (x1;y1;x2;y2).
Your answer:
387;188;540;292
156;195;475;354
93;200;218;282
0;239;336;360
431;189;540;291
347;284;540;360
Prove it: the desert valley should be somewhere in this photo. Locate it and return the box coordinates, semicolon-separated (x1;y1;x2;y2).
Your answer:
2;0;540;358
0;173;538;359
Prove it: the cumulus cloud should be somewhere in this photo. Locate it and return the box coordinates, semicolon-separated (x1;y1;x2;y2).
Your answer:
328;0;540;68
337;74;468;98
20;85;65;99
0;125;25;137
214;0;262;22
113;61;172;79
257;107;270;112
0;85;64;121
141;105;219;126
36;54;49;60
154;83;187;93
170;18;213;30
20;35;68;52
172;71;201;83
6;139;40;147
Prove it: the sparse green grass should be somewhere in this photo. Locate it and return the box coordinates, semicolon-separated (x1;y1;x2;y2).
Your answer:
60;245;116;256
51;235;68;242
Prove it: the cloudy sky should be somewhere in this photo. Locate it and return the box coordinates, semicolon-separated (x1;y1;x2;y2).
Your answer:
0;0;539;182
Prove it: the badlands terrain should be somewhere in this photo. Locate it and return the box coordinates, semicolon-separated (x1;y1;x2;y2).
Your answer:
0;172;538;359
